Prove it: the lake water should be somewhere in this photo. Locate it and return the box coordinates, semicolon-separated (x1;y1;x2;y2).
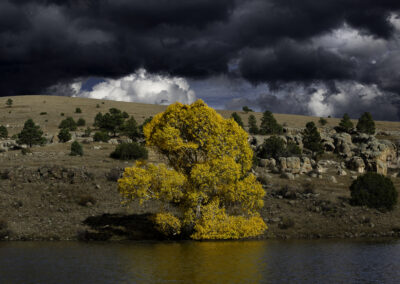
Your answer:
0;240;399;283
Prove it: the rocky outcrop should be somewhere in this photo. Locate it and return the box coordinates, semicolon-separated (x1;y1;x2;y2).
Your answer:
0;139;19;152
347;156;365;174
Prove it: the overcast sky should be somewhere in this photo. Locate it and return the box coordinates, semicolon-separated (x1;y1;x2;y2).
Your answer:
2;0;400;120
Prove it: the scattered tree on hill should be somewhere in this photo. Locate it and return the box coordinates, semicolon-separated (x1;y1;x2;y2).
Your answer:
248;115;259;135
17;119;46;147
259;111;283;135
75;107;82;113
303;122;324;157
110;142;148;160
70;141;83;156
337;113;353;133
350;172;397;210
118;100;267;240
6;99;12;108
59;117;77;131
257;136;285;160
242;106;253;113
58;128;71;142
77;118;86;127
318;117;327;126
83;127;92;137
356;112;375;135
121;116;140;140
93;131;110;142
93;108;126;136
231;112;244;128
257;137;302;160
0;125;8;138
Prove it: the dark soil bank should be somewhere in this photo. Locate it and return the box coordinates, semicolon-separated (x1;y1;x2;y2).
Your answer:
1;163;400;241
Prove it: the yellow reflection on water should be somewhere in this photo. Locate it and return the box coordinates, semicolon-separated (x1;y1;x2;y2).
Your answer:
119;241;266;283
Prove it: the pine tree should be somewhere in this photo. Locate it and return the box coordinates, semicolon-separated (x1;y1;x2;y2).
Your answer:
356;112;375;135
260;111;283;135
122;116;140;140
303;122;324;157
0;125;8;138
248;115;259;134
17;119;46;147
338;113;354;133
231;112;244;128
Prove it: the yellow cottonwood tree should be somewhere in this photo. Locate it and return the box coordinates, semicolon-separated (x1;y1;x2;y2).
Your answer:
118;100;267;239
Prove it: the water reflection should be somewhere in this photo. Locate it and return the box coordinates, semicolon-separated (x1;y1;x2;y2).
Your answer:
1;240;400;283
120;241;265;283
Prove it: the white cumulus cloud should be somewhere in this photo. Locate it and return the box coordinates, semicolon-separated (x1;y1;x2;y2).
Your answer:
73;69;196;105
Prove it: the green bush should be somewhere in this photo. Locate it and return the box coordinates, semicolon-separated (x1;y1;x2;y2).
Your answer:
350;172;397;210
60;113;65;116
93;131;110;142
75;107;82;113
70;141;83;156
83;127;92;137
96;104;100;108
284;141;302;157
258;136;285;160
110;142;148;160
58;128;71;143
40;112;47;115
6;98;13;107
242;106;253;113
77;118;86;127
0;125;8;138
59;117;77;131
318;117;327;126
356;112;375;135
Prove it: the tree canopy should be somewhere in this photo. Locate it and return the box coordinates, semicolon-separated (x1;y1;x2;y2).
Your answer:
248;114;259;135
303;121;323;156
17;119;46;147
356;112;375;135
338;113;353;133
94;108;127;136
118;100;267;240
259;111;283;135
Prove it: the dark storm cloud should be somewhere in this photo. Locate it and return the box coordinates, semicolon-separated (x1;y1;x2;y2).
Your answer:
1;0;400;110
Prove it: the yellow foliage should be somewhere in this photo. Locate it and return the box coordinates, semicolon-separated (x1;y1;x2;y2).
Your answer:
191;200;267;240
153;212;182;237
118;99;267;239
118;161;186;205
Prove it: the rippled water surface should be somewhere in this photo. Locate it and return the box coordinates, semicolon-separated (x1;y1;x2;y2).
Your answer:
1;240;400;283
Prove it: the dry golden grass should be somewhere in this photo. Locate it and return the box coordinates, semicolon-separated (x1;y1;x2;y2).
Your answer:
1;95;399;136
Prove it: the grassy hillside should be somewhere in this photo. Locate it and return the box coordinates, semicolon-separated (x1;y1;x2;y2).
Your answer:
1;95;399;136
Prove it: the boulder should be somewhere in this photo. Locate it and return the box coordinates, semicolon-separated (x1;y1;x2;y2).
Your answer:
347;156;365;174
286;157;301;174
259;159;269;168
300;157;313;174
108;138;119;145
281;172;295;180
375;160;388;176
